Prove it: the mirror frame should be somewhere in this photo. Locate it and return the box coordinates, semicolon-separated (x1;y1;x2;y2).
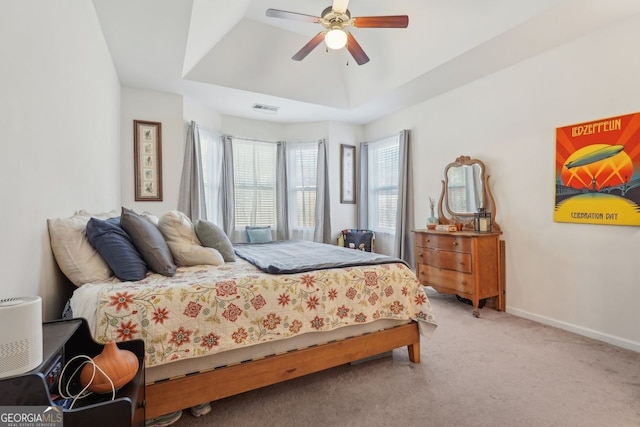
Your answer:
437;155;501;231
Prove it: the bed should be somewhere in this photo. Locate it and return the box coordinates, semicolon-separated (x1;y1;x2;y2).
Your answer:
50;210;437;419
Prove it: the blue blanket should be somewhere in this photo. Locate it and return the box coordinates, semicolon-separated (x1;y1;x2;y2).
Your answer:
234;240;406;274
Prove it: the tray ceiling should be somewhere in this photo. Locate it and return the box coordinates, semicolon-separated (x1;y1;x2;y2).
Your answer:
92;0;640;123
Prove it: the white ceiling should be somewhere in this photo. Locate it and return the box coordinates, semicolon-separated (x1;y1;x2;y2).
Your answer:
91;0;640;124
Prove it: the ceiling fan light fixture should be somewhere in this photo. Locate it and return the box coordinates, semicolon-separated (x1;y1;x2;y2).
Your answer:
324;28;347;50
266;3;407;65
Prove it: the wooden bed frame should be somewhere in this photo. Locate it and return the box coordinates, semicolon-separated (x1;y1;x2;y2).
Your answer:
145;322;421;419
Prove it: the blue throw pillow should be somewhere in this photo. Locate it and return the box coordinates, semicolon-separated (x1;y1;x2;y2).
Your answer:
86;217;148;281
246;226;272;243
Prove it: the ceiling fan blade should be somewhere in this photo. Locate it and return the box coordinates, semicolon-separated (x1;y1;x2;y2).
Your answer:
352;15;409;28
332;0;350;14
346;32;369;65
266;9;321;23
292;32;327;61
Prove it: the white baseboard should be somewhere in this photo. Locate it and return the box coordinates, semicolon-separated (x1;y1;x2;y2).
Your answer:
507;306;640;353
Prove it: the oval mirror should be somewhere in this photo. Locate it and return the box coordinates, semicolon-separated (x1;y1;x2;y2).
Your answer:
446;162;484;215
437;156;500;231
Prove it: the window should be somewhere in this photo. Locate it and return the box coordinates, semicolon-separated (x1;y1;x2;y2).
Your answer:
286;142;318;229
200;134;326;242
367;134;400;232
232;138;277;228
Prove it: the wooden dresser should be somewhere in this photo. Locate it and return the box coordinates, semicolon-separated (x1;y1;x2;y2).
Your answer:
414;229;504;316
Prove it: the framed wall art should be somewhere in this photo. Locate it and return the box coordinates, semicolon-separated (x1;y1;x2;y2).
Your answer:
340;144;356;204
134;120;163;201
555;112;640;226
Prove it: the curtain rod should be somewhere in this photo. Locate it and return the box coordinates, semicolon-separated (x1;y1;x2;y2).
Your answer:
224;134;280;144
225;135;323;145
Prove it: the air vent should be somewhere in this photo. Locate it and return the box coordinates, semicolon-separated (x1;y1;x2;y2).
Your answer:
252;103;279;114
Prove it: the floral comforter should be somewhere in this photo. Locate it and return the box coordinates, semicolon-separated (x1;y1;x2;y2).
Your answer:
76;258;437;368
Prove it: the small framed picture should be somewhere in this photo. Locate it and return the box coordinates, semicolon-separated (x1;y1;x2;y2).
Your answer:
340;144;356;204
134;120;163;201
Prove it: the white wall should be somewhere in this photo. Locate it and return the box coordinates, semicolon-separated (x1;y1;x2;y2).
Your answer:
364;15;640;351
0;0;121;319
118;90;227;223
121;87;184;216
328;122;362;236
183;97;222;132
220;115;285;141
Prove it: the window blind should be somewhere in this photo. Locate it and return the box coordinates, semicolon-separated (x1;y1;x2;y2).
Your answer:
287;142;317;228
232;138;277;227
367;135;400;232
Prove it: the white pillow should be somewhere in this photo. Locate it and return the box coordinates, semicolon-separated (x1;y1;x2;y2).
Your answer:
140;211;159;225
75;209;119;219
48;210;118;286
157;211;224;267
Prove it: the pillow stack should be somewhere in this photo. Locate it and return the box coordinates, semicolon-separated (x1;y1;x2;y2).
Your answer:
48;208;236;285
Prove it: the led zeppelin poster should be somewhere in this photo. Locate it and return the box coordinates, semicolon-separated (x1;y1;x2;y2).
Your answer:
555;112;640;226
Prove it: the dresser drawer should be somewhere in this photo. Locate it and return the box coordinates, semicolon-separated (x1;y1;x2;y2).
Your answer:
416;233;471;252
418;265;473;294
418;248;472;273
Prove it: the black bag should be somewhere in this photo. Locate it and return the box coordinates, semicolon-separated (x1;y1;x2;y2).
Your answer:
345;231;373;252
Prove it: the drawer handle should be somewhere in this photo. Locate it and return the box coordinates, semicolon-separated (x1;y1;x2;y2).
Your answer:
452;240;458;246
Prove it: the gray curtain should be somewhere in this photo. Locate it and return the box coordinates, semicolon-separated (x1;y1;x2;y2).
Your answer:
276;142;289;240
357;142;369;229
178;121;207;220
220;135;235;237
314;139;332;243
395;130;415;266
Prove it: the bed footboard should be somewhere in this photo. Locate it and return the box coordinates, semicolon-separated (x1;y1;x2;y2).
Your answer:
145;322;420;419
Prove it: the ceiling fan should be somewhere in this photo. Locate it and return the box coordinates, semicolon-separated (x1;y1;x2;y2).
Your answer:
266;0;408;65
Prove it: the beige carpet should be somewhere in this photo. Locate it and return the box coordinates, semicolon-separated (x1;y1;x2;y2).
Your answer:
168;289;640;427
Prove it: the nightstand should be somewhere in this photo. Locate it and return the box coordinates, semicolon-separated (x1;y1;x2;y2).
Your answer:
0;318;145;427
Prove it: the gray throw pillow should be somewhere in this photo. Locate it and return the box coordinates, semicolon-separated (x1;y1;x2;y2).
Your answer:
120;207;176;276
194;220;236;262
